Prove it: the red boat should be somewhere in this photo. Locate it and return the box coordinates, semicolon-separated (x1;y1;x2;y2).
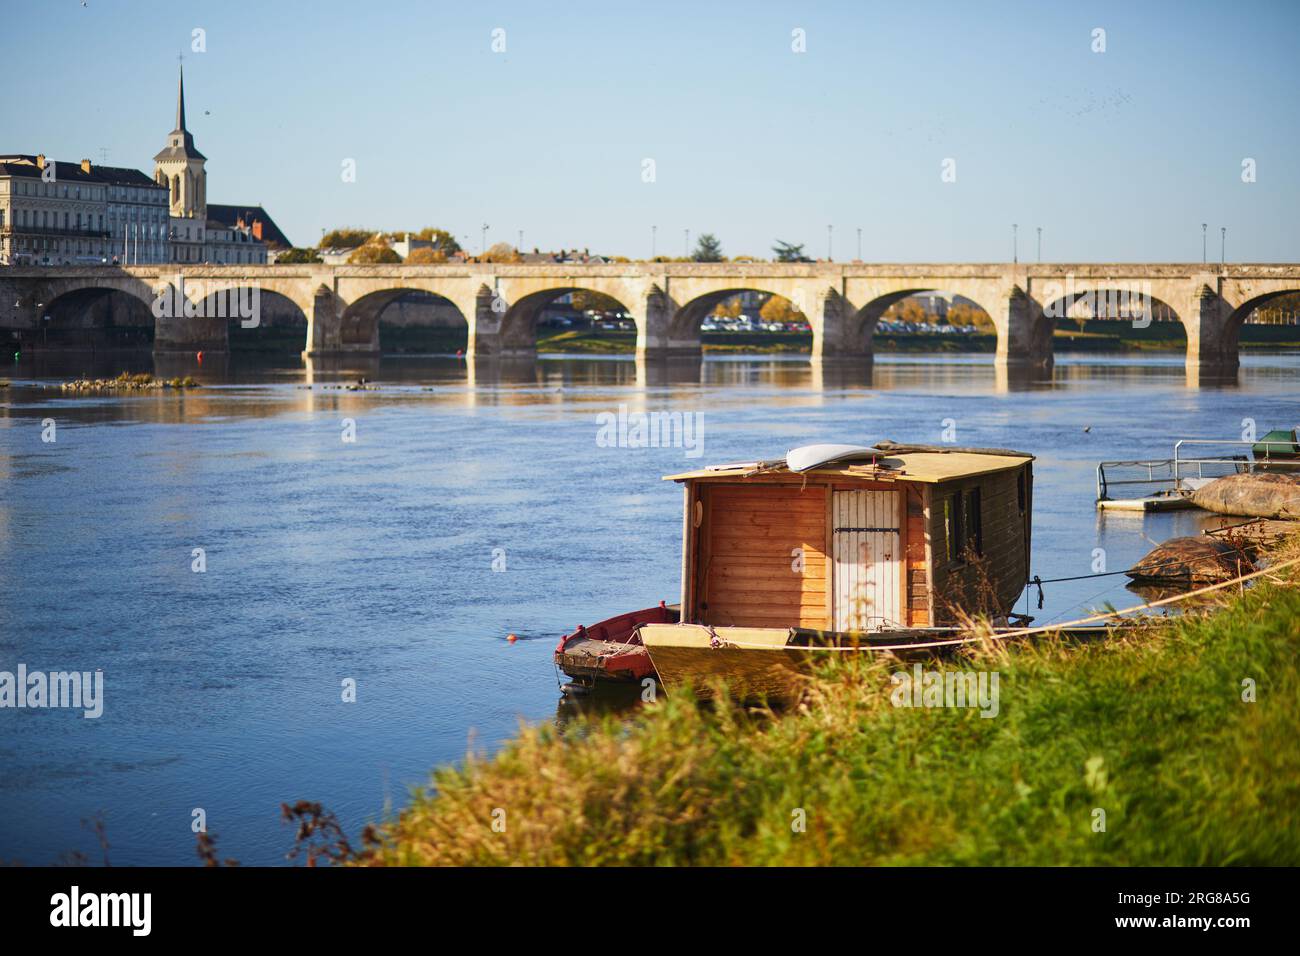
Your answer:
554;602;678;689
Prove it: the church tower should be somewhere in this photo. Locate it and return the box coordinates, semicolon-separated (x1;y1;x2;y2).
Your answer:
153;65;206;220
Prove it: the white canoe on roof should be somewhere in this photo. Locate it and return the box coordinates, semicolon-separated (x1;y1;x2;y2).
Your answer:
785;443;882;473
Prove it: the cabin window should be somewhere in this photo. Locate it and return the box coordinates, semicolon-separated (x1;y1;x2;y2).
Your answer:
964;488;982;556
944;494;963;563
944;489;981;563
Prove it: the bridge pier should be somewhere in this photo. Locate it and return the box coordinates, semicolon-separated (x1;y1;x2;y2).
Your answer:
465;284;516;359
634;284;674;358
808;288;867;360
152;280;228;354
302;282;376;358
993;285;1053;368
1183;284;1239;372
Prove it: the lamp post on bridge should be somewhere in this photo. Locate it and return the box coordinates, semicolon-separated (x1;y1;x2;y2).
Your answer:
1012;224;1018;264
651;225;656;260
1036;227;1042;263
1220;227;1226;267
481;223;489;257
684;229;690;259
827;224;833;262
856;227;862;262
1202;223;1207;264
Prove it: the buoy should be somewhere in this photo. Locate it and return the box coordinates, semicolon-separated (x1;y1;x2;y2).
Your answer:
455;349;463;358
507;633;518;643
196;350;204;363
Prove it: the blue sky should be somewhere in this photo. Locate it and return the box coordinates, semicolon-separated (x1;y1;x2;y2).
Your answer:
4;0;1297;261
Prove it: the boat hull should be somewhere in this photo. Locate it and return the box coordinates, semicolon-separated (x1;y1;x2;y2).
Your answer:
640;622;1111;702
554;604;678;685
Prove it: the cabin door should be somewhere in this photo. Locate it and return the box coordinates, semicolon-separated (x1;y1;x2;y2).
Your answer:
832;489;902;631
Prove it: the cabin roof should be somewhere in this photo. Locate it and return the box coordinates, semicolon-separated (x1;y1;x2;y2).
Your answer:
663;448;1032;484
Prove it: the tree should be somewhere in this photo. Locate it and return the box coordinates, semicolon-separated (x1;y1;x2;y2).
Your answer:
482;242;519;263
404;247;447;264
772;240;811;263
276;247;323;264
759;295;806;324
319;228;372;250
348;243;401;264
570;290;623;314
413;228;462;255
692;233;724;262
712;297;744;319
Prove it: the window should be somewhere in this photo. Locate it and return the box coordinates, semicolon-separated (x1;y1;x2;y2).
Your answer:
964;488;982;556
944;488;982;563
944;495;963;564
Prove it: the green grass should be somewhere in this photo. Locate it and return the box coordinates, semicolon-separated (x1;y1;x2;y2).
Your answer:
530;324;1300;357
364;546;1300;866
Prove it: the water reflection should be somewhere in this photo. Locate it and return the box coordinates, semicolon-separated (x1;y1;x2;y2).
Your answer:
554;682;649;734
6;347;1294;396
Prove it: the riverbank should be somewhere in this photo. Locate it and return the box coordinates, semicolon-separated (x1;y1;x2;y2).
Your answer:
360;535;1300;866
529;324;1300;355
220;323;1300;356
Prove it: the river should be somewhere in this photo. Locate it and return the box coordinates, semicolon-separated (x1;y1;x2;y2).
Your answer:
1;349;1297;864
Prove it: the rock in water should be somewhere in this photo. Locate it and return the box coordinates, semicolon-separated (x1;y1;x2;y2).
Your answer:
1190;472;1300;520
1126;536;1254;585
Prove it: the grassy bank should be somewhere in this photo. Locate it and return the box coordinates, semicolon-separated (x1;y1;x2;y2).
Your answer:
364;540;1300;866
530;326;1299;355
226;324;1300;356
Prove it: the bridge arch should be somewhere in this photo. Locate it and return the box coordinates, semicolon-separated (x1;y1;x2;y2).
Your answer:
847;288;997;353
337;287;470;353
498;286;634;353
186;287;312;353
1223;289;1300;355
669;287;809;350
1039;287;1185;359
38;285;157;349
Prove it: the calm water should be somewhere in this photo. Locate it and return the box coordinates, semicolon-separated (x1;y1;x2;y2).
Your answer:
1;349;1297;865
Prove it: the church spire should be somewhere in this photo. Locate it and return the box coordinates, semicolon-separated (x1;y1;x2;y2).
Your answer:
176;63;187;132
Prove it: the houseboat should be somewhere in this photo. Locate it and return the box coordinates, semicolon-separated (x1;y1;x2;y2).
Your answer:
556;441;1036;700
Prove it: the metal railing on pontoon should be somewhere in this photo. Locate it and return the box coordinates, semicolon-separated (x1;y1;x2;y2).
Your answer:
1096;437;1299;503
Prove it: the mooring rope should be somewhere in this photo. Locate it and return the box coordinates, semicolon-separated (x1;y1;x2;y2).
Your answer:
700;554;1300;654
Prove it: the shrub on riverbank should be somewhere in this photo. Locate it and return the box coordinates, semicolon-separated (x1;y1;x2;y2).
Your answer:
59;372;199;392
363;540;1300;866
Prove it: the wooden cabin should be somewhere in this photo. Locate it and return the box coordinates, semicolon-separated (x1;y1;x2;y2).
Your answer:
663;445;1034;632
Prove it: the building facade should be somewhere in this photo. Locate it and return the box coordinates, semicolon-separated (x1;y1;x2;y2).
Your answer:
2;67;287;267
99;166;169;264
0;155;112;265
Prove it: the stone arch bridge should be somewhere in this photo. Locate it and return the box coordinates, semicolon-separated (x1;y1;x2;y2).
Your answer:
3;262;1298;368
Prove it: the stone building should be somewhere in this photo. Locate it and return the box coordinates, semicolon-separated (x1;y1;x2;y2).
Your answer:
0;155;111;265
